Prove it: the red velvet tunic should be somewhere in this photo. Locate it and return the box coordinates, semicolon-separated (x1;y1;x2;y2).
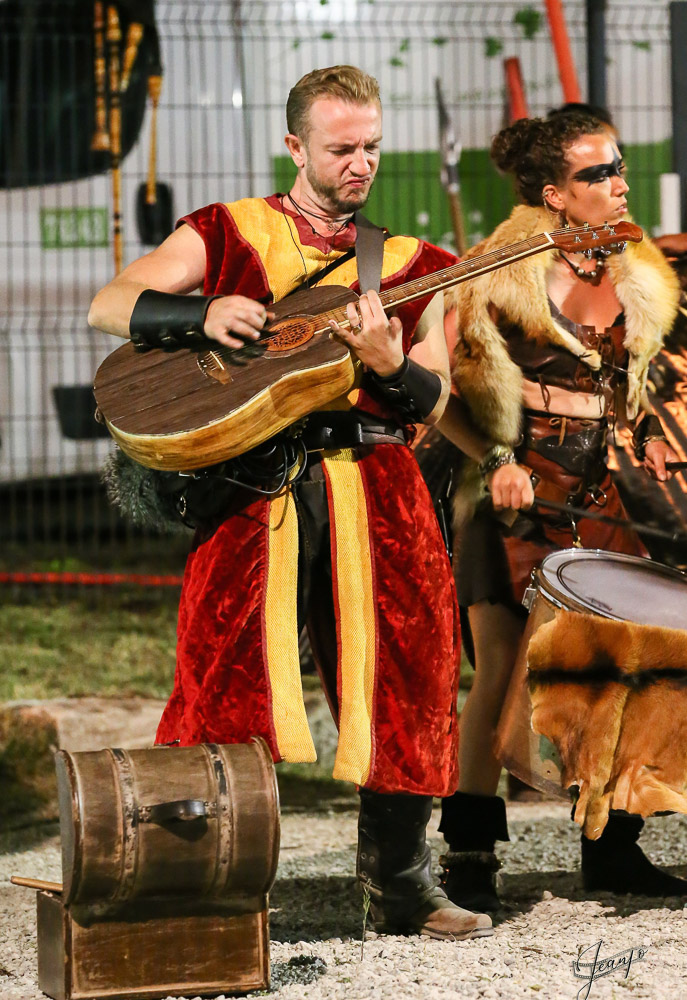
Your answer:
155;198;461;796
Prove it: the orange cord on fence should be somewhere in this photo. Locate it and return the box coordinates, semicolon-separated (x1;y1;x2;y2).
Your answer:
544;0;582;103
0;572;183;587
504;57;529;122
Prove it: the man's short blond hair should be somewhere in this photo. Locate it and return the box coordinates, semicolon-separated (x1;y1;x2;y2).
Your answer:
286;65;381;141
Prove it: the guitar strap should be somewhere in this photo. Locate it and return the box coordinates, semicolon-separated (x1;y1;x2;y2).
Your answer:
284;214;389;296
353;212;388;293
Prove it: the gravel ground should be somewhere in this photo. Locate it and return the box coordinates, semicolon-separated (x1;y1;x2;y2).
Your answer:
2;801;686;1000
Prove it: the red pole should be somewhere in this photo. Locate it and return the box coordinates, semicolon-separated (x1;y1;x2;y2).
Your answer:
544;0;583;103
504;58;530;121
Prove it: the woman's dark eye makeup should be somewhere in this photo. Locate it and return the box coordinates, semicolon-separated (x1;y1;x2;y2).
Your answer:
572;154;625;185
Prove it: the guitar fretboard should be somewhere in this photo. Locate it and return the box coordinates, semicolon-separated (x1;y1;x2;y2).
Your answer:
313;232;554;333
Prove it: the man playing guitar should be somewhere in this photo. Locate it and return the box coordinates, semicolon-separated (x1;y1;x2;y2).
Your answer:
89;64;492;941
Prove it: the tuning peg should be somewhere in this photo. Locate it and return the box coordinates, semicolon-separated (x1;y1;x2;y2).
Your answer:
598;247;612;257
583;248;593;259
616;241;627;254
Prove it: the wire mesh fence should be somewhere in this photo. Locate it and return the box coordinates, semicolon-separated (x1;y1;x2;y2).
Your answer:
0;0;683;586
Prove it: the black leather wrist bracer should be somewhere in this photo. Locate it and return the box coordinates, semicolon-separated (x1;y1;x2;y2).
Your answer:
632;413;668;461
128;289;221;351
366;355;442;423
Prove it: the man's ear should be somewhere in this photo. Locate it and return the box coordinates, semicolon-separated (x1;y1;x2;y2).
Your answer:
284;133;306;169
543;184;565;213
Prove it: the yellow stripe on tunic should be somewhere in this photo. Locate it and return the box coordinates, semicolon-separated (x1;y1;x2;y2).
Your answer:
264;486;317;762
322;449;377;785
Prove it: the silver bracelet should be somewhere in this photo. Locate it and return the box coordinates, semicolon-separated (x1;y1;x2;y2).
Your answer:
478;444;517;477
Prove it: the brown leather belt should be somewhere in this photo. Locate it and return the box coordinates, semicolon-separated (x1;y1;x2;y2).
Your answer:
524;410;607;444
520;447;611;508
301;412;407;451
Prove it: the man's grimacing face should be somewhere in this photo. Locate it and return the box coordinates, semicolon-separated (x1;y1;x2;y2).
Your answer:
292;97;382;214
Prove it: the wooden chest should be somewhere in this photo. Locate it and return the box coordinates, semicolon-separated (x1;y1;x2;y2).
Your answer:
24;739;280;1000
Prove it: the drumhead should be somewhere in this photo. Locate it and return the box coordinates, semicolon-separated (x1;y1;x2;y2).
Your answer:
537;549;687;629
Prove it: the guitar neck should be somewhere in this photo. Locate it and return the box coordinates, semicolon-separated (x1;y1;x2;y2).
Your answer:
315;231;556;331
379;231;555;311
270;221;635;338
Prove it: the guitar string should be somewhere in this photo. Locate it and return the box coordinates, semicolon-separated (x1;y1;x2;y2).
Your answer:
216;222;628;364
210;199;357;366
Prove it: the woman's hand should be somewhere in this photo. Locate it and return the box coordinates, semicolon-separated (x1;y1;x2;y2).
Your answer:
644;439;678;482
487;463;535;511
329;291;404;376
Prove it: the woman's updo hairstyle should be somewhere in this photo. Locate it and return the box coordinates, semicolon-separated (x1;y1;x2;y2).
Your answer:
490;112;607;206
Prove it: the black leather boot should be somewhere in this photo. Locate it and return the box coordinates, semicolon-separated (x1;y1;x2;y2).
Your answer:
581;811;687;897
357;789;493;940
437;791;510;912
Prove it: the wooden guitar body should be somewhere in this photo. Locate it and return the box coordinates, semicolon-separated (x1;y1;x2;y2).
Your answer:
93;221;643;472
93;284;359;472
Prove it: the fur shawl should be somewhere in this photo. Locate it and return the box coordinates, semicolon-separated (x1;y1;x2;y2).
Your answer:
445;204;680;444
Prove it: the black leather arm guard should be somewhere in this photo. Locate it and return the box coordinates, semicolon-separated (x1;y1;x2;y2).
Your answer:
366;355;443;423
128;289;221;351
632;412;668;460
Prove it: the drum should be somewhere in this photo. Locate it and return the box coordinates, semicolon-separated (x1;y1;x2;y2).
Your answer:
494;548;687;799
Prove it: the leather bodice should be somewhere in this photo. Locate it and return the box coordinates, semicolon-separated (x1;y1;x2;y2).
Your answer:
496;299;629;395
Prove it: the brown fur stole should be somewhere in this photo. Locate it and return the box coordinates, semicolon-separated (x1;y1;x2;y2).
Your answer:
527;608;687;838
446;204;679;436
445;205;679;524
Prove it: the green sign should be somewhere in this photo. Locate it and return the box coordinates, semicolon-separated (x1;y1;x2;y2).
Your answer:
40;207;109;249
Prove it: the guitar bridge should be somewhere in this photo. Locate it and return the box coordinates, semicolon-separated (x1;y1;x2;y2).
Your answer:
197;350;233;384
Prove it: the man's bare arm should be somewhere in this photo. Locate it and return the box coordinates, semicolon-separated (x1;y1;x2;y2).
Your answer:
406;291;450;424
88;224;271;348
88;225;207;337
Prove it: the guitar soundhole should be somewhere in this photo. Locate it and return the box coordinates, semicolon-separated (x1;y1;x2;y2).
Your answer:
265;317;316;352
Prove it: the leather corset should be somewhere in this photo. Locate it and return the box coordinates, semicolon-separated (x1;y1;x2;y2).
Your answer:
498;300;629;395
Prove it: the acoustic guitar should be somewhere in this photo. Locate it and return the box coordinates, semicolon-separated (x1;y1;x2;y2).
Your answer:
93;221;641;472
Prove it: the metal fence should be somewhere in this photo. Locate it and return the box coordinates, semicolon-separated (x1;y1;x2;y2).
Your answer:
0;0;682;582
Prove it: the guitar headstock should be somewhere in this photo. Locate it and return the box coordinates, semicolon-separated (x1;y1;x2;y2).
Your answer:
550;221;643;254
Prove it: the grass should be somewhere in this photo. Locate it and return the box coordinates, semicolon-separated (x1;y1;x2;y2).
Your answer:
0;586;475;811
0;590;179;701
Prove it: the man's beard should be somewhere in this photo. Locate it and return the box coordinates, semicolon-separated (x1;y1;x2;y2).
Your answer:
305;161;371;215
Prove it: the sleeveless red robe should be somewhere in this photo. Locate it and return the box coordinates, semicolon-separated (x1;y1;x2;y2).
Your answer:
155;198;461;796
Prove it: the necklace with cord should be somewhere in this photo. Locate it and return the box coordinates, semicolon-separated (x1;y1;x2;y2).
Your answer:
559;249;607;281
279;195;348;290
286;192;354;236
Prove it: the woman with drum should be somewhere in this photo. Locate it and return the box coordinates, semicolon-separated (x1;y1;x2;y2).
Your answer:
437;111;685;911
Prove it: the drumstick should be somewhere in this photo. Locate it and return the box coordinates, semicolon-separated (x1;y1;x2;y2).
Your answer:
529;496;687;547
666;461;687;471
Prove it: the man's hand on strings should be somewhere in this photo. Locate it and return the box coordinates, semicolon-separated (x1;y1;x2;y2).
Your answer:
204;296;275;349
329;290;404;376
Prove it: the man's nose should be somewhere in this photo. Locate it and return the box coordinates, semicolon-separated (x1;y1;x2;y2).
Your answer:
613;174;629;196
350;146;370;175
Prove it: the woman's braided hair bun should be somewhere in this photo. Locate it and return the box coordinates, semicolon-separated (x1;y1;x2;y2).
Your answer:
490;112;607;206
